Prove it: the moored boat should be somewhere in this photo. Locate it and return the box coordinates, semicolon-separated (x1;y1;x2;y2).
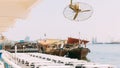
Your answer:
38;37;90;60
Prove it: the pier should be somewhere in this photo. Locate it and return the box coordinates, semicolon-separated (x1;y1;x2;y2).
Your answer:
1;50;116;68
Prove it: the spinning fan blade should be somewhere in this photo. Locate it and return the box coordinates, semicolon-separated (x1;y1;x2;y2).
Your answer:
73;12;79;20
69;6;75;11
64;1;93;21
81;10;91;12
69;0;75;11
75;2;79;10
70;0;73;5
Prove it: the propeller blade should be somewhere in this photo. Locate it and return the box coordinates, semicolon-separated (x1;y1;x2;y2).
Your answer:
69;6;75;11
75;2;79;10
81;10;91;12
69;0;76;12
70;0;73;5
73;12;79;20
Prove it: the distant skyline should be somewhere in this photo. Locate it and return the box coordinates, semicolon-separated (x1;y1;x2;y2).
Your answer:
2;0;120;41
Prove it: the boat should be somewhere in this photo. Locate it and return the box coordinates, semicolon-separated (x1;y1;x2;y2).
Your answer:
0;38;116;68
38;37;90;60
2;40;39;53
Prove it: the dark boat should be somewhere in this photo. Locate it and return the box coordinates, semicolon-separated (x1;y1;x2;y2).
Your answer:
3;42;39;53
38;37;90;60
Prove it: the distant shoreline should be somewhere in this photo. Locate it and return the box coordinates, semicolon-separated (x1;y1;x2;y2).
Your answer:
92;43;120;44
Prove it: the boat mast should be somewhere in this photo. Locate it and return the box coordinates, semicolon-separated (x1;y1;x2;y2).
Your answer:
44;33;46;42
78;32;81;48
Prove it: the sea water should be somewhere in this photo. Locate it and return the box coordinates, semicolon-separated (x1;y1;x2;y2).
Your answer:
87;44;120;68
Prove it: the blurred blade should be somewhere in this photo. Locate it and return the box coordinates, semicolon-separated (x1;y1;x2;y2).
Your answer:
70;0;73;5
75;2;79;10
0;17;16;26
0;0;40;33
0;0;39;18
73;12;79;20
81;10;91;12
18;0;39;9
0;27;8;32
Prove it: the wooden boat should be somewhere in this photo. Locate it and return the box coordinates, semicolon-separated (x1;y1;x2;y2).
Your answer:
38;37;90;60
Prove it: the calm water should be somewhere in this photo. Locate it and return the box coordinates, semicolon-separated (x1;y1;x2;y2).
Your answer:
87;44;120;68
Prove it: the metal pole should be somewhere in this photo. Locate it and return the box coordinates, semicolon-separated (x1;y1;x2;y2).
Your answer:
78;32;81;48
15;45;17;64
44;33;46;42
23;45;25;53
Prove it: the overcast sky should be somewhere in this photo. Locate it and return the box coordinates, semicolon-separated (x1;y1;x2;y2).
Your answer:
3;0;120;41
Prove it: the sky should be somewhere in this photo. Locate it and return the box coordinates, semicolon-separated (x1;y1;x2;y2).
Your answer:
3;0;120;42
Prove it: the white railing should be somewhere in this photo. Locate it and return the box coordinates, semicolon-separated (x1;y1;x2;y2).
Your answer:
28;53;116;68
1;50;21;68
1;50;116;68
